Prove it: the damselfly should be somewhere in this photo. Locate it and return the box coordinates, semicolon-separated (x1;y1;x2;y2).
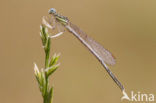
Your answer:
42;8;125;92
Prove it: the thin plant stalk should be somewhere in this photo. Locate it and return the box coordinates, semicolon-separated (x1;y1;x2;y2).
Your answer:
34;25;60;103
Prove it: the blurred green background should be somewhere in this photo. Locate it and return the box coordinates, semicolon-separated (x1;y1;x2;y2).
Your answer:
0;0;156;103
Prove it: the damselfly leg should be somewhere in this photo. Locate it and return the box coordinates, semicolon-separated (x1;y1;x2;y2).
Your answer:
42;15;65;38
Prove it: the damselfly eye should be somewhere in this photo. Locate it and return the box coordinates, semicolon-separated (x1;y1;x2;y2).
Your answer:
49;8;56;14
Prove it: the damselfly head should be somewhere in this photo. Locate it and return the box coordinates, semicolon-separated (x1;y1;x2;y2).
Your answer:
49;8;56;15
